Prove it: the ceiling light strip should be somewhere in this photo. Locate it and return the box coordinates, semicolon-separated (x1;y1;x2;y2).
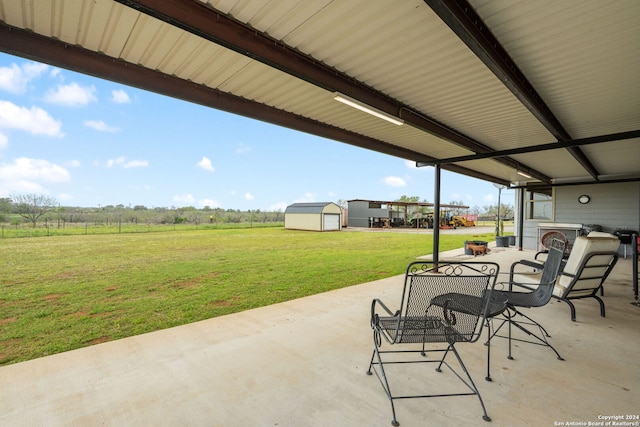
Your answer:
333;92;404;125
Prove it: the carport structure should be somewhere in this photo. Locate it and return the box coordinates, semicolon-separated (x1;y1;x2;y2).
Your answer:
3;0;638;255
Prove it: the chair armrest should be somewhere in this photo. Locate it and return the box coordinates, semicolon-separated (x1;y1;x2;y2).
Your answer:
371;298;399;327
509;259;544;282
517;259;545;269
534;250;549;261
497;281;539;292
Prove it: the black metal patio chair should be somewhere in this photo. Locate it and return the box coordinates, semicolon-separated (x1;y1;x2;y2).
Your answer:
367;260;504;426
486;239;566;374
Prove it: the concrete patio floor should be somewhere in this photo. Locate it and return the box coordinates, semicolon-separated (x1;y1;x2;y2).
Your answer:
1;245;638;427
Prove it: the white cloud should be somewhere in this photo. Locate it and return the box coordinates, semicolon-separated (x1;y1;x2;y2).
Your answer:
383;176;406;187
127;184;151;192
0;157;71;182
2;180;45;194
235;143;251;154
245;192;254;200
295;193;316;203
197;156;215;172
269;202;288;212
49;68;61;79
105;156;148;168
0;157;70;195
44;82;97;106
0;62;49;94
483;193;495;202
122;160;148;168
0;100;63;137
111;89;131;104
84;120;119;132
0;132;7;150
404;160;417;169
198;198;220;208
173;194;195;204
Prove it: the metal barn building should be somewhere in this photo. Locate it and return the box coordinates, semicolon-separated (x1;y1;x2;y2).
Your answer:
284;202;342;232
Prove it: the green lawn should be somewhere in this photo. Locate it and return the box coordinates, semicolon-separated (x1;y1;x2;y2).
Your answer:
0;227;494;365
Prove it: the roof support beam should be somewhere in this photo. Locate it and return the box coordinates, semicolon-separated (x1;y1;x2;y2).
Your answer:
425;0;600;180
418;130;640;166
114;0;549;183
0;23;509;187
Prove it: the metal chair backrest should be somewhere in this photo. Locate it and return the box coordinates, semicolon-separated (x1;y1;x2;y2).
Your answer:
531;238;566;305
398;261;500;344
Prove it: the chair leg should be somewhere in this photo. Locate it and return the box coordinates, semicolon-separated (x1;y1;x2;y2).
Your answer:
368;340;492;424
484;320;493;382
367;345;399;426
447;344;491;422
558;298;578;321
484;317;509;381
435;344;453;373
594;295;606;317
514;309;553;338
508;309;564;361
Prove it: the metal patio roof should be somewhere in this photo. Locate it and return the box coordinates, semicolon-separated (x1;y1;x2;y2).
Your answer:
347;199;468;210
1;0;638;189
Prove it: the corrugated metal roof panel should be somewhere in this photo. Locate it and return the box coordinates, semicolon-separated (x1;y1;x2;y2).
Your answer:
2;0;638;186
471;0;640;140
214;0;558;156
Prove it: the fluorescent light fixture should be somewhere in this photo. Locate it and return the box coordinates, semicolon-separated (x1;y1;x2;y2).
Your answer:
333;92;404;125
517;170;533;179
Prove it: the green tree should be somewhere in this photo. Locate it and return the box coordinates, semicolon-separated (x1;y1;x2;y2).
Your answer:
447;200;467;215
11;194;58;227
0;197;12;212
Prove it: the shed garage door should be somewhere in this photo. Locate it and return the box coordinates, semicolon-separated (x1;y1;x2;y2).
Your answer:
323;214;340;231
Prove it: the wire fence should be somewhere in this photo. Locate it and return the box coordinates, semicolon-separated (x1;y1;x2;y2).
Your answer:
0;221;284;239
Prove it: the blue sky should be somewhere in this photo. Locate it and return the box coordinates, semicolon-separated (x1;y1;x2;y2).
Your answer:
0;52;510;211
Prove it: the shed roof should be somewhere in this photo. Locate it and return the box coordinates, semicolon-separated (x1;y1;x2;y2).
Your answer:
285;202;339;214
348;199;469;210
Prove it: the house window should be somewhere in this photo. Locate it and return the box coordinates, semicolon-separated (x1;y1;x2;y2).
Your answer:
526;189;553;220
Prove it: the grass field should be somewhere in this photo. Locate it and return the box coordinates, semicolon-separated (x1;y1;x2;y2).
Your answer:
0;227;495;366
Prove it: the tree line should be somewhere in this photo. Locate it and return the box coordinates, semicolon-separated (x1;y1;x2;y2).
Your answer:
0;194;283;228
1;193;513;229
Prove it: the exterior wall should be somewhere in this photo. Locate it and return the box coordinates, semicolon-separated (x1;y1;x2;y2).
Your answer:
285;213;322;231
321;204;342;215
347;201;389;227
519;182;640;252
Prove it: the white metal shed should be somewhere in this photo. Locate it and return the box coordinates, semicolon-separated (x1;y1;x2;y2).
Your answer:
284;202;342;232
